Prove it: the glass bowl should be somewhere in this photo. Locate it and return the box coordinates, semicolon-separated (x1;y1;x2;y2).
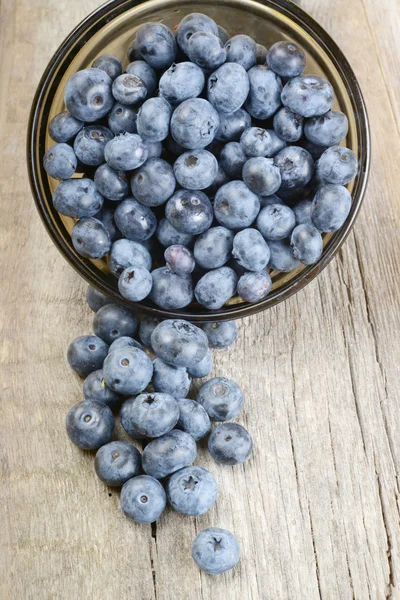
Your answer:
27;0;370;322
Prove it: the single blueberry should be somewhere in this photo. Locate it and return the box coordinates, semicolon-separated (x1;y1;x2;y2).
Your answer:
293;199;313;225
125;60;157;97
165;190;213;235
256;203;296;241
150;267;194;310
171;98;220;150
316;146;358;185
207;63;250;115
131;158;176;207
265;129;287;157
273;107;304;142
139;317;160;347
192;527;240;575
187;348;213;378
240;127;272;158
225;34;256;70
274;146;314;190
232;228;270;271
92;54;122;80
220;142;247;178
215;109;252;143
188;32;226;70
159;62;205;104
256;43;268;64
208;422;253;465
237;270;272;302
242;157;281;196
167;466;217;516
267;41;306;78
114;197;157;241
136;97;172;142
281;75;334;117
194;267;238;310
66;400;114;450
202;321;238;349
136;22;177;70
120;393;179;439
72;217;111;259
176;398;211;440
109;336;143;353
268;239;301;272
49;111;83;143
152;358;191;398
290;223;323;264
103;346;153;395
53;178;104;218
194;227;234;270
304;110;349;147
95;441;141;486
93;303;138;344
245;66;282;119
108;238;152;277
104;133;148;171
311;184;352;232
151;319;208;367
65;68;113;122
86;286;114;312
118;266;153;301
198;377;243;421
94;164;129;201
67;335;109;377
74;126;114;167
120;475;166;523
165;245;195;275
108;103;138;135
214;181;260;230
142;429;197;479
176;13;219;55
156;218;194;248
174;149;218;190
112;73;147;105
43;143;77;180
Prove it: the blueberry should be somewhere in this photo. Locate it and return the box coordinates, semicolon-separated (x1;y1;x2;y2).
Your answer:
176;13;219;55
204;165;230;198
240;127;272;158
293;199;313;225
144;140;162;159
74;126;114;166
232;228;270;271
171;98;220;150
108;103;138;135
274;146;314;190
237;270;272;302
131;158;175;207
156;218;194;248
118;266;152;301
120;475;166;523
151;320;208;367
92;54;122;80
53;178;103;218
43;143;77;180
174;150;218;190
105;133;148;171
216;109;252;143
194;227;233;270
188;32;226;70
103;346;153;395
304;110;348;147
167;466;217;516
267;41;306;78
245;66;282;119
112;73;147;106
94;206;122;242
268;239;301;272
195;267;238;310
198;377;243;421
109;336;143;353
121;393;179;439
187;348;213;378
142;429;197;479
152;358;191;398
176;398;211;440
139;317;160;347
256;203;296;241
316;146;358;185
290;223;323;264
67;335;109;377
214;181;260;230
192;527;240;575
95;441;141;486
65;68;113;122
93;303;138;345
220;142;247;178
225;34;256;70
159;62;205;104
165;190;213;235
208;422;252;465
66;400;114;450
242;157;281;196
136;97;172;142
281;75;334;117
273;107;304;143
49;111;83;143
202;321;238;349
108;238;152;276
256;43;268;64
94;164;129;201
150;267;194;309
114;197;157;241
72;217;111;259
126;60;157;97
311;184;351;232
265;129;287;157
207;63;250;115
86;286;114;312
165;245;195;275
136;23;177;70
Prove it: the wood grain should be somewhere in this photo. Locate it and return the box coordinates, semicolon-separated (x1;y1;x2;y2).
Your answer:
1;0;400;598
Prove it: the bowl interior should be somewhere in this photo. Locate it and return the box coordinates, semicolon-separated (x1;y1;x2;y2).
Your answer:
28;0;369;321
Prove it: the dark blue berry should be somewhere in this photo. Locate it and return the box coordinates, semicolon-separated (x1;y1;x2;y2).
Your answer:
125;60;157;97
72;217;111;259
274;146;314;190
242;157;281;196
214;181;260;229
131;158;175;207
216;109;252;142
207;63;249;115
120;475;166;523
194;226;233;270
273;107;304;142
220;142;247;178
171;98;220;150
174;149;218;190
267;41;306;78
198;377;243;421
268;239;300;272
108;238;152;276
66;400;114;450
188;32;226;70
151;319;208;368
192;528;240;575
232;228;270;271
136;97;172;142
195;267;238;310
187;348;213;378
136;23;177;70
53;178;103;218
311;184;351;232
304;110;348;147
67;335;109;377
202;321;238;349
93;303;138;345
86;286;113;312
237;270;272;302
121;393;179;439
290;223;323;264
165;190;213;235
150;267;194;310
94;164;129;201
65;68;113;122
156;219;194;248
118;266;152;301
152;358;191;398
176;13;218;55
103;346;153;395
316;146;358;185
240;127;272;157
208;422;252;465
142;429;197;479
257;203;296;241
225;34;256;70
159;62;205;104
108;103;138;135
176;398;211;440
95;441;141;486
245;66;282;119
114;197;157;241
281;75;334;117
167;466;217;515
43;143;77;180
49;111;83;143
165;245;195;275
92;54;122;80
104;133;148;171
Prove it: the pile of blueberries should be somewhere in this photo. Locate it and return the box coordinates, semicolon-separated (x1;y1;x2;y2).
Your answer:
45;12;358;310
66;285;248;574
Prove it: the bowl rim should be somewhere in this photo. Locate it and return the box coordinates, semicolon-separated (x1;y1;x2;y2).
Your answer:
27;0;371;322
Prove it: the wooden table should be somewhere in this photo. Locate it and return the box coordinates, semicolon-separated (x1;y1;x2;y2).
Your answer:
1;0;400;598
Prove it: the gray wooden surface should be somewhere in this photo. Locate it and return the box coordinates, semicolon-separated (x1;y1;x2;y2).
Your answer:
1;0;400;598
